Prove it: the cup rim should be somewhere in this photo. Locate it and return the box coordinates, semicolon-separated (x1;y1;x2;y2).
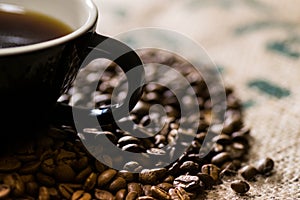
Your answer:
0;0;98;56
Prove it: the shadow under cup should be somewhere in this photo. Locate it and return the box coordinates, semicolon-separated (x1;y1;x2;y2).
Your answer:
0;0;144;136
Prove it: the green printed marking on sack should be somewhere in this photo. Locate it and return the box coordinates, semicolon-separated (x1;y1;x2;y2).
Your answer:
247;79;290;99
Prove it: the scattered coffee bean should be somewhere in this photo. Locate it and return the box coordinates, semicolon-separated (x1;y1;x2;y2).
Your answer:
139;168;167;185
201;164;220;182
128;182;143;196
83;172;97;191
39;186;50;200
239;165;258;181
108;176;126;192
0;158;21;172
230;180;250;194
168;187;191;200
211;152;231;167
256;157;274;175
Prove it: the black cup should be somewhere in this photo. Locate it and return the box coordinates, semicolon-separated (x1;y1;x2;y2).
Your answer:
0;0;144;134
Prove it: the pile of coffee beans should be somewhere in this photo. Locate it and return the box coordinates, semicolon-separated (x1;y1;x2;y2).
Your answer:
0;49;274;199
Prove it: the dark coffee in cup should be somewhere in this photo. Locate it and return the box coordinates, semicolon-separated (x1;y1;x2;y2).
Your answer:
0;7;72;48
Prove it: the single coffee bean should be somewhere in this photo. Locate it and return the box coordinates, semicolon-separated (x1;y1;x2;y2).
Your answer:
0;157;22;172
58;184;74;199
73;156;89;171
83;172;97;191
118;170;138;182
179;161;199;174
118;136;141;147
54;163;76;182
151;186;171;200
71;190;92;200
173;175;200;192
20;174;35;183
95;160;107;173
201;164;220;181
75;166;93;183
125;191;138;200
168;187;190;200
97;169;117;187
212;134;232;145
139;168;167;184
19;160;41;174
0;184;10;199
157;182;173;192
239;165;258;181
36;172;55;187
115;188;127;200
108;177;127;192
230;180;250;194
122;143;145;153
211;152;231;167
94;189;114;200
256;157;274;175
123;161;140;172
137;196;156;200
128;182;143;196
39;186;50;200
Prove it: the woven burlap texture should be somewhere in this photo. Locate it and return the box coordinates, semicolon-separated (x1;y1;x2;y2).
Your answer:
92;0;300;199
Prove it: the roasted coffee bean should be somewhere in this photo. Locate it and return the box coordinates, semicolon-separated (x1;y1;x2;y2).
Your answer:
128;182;143;196
3;173;25;197
97;169;117;187
118;136;141;147
108;177;127;192
54;163;76;182
139;168;167;184
19;160;41;174
256;157;274;175
36;172;55;187
75;166;93;183
157;182;173;192
94;189;114;200
201;164;220;181
137;196;156;200
58;184;74;199
71;190;92;200
212;134;232;145
197;173;215;189
83;172;97;191
0;184;10;199
239;165;258;181
211;152;231;166
229;142;246;159
168;187;190;200
39;186;50;200
115;189;127;200
20;174;35;183
0;157;22;172
125;191;138;200
73;156;89;171
179;161;199;174
121;143;145;153
123;161;140;172
230;180;250;194
95;160;107;173
163;175;175;183
173;175;200;192
151;185;171;200
118;170;138;182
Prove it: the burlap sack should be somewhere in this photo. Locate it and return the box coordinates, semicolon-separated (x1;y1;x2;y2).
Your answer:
93;0;300;199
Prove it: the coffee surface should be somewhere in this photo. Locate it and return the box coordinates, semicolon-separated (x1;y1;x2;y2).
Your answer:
0;8;72;48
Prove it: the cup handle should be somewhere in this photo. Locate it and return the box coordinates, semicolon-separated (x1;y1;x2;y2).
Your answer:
52;33;145;128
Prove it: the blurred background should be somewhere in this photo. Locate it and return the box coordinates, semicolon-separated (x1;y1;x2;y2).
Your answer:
92;0;300;199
